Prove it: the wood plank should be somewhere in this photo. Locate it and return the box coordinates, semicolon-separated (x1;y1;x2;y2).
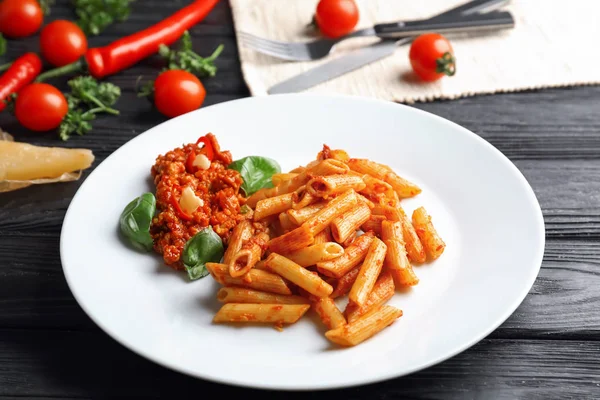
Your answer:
0;330;598;398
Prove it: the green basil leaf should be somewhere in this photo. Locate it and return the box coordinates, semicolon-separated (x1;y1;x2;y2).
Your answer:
228;156;281;196
182;227;224;281
119;193;156;251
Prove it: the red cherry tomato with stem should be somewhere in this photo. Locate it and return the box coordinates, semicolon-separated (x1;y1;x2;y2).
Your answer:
153;70;206;118
0;0;44;38
15;83;68;132
314;0;359;39
40;20;88;67
409;33;456;82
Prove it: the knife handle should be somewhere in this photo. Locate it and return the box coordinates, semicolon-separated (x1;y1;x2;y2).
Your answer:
374;11;515;39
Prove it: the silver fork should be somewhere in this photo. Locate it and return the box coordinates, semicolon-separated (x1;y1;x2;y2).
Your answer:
239;10;514;62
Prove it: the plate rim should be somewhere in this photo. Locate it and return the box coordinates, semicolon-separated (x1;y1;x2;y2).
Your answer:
60;93;545;391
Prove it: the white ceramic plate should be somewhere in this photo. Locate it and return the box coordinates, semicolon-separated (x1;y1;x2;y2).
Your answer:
61;94;544;390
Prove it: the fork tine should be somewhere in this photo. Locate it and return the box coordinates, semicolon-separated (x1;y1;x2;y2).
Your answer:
237;31;314;61
239;34;293;53
238;32;294;47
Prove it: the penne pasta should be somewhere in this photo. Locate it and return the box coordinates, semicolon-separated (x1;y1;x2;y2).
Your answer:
206;263;292;295
356;192;375;209
313;297;346;329
302;189;358;236
331;202;371;243
309;159;349;176
291;185;317;210
349;237;387;306
213;303;310;324
317;232;374;278
272;172;298;186
317;145;350;163
265;253;333;298
345;271;394;323
285;242;344;267
307;174;366;198
372;204;402;221
330;266;360;298
381;220;419;286
384;172;421;198
347;158;389;180
254;192;294;221
268;225;314;254
223;220;253;265
361;214;385;236
228;232;269;278
412;206;446;260
287;202;326;225
289;166;306;174
347;158;421;198
399;207;427;263
278;211;298;233
217;287;309;305
245;188;270;209
313;226;332;244
361;175;396;200
325;305;403;346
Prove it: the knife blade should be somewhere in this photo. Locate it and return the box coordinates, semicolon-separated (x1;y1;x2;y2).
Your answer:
267;0;510;95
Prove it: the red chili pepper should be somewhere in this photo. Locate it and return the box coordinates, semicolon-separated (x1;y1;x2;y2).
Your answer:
186;150;196;174
196;135;214;161
0;53;42;112
36;0;220;82
170;192;193;221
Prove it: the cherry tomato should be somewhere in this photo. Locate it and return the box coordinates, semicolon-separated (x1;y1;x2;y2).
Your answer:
154;70;206;118
409;33;456;82
40;20;88;67
315;0;359;39
0;0;44;38
15;83;68;132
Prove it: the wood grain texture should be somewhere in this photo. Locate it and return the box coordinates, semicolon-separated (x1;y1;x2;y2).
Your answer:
0;0;599;398
0;330;599;398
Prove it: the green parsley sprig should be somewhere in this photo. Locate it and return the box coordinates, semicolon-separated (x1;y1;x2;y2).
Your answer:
72;0;135;36
39;0;55;15
59;76;121;141
0;34;6;57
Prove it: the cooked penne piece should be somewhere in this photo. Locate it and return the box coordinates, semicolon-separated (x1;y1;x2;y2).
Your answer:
361;214;385;236
381;220;419;286
313;297;346;329
289;166;306;174
313;226;332;244
347;158;389;180
331;202;371;243
278;211;298;233
213;303;310;324
307;175;366;198
356;193;375;209
217;287;309;305
272;172;298;186
268;225;314;254
372;204;402;221
309;159;349;176
361;175;396;199
228;232;269;277
330;266;360;298
254;192;294;221
223;220;253;265
291;185;317;210
265;253;333;297
341;233;357;248
266;159;350;198
206;263;292;295
287;202;326;225
349;237;387;306
285;242;344;267
412;206;446;260
302;189;358;236
317;145;350;163
384;172;421;198
325;305;402;346
345;271;394;323
317;232;374;278
246;188;270;209
399;208;426;263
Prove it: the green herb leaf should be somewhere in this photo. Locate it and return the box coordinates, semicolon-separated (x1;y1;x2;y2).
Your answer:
182;227;224;281
39;0;55;15
158;31;224;78
228;156;281;196
0;34;6;57
72;0;134;35
119;193;156;251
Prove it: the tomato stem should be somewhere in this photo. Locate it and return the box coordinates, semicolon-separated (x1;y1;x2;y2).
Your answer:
0;63;12;72
436;52;456;77
36;59;84;82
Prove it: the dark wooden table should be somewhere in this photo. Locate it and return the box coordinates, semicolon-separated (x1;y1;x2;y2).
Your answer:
1;1;599;398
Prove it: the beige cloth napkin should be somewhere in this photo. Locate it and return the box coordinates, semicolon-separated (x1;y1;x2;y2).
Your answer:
230;0;600;103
